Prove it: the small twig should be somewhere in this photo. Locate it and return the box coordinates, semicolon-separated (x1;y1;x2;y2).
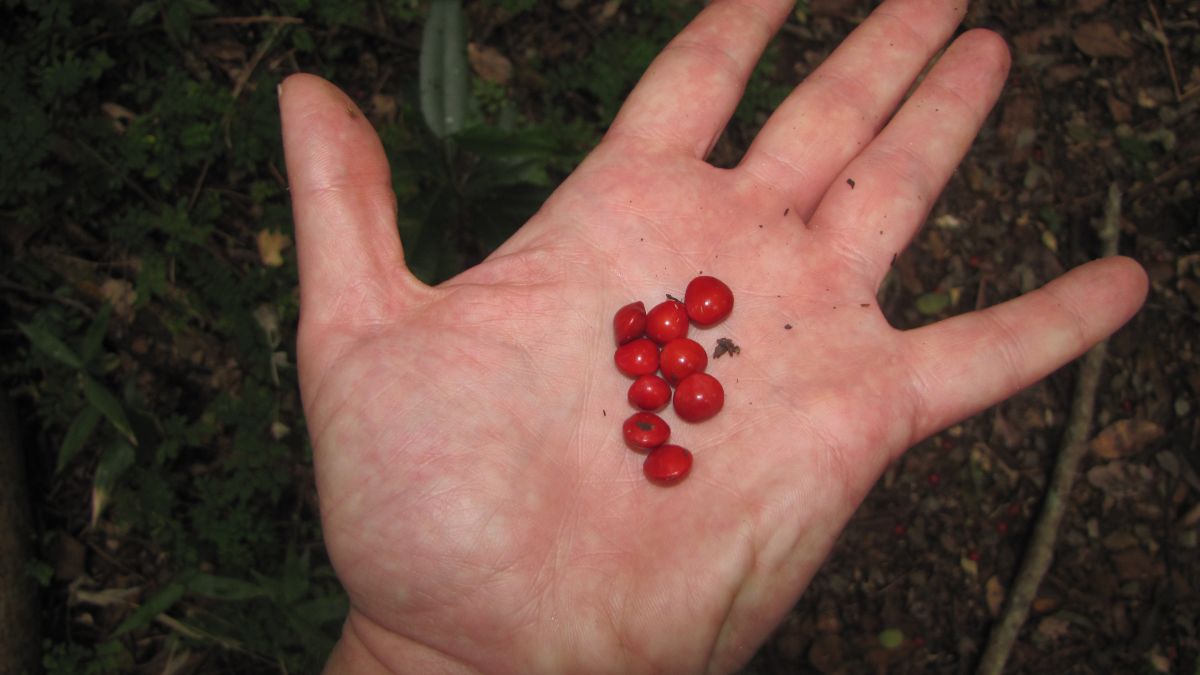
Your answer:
1146;1;1183;102
223;23;286;149
199;15;303;26
976;183;1122;675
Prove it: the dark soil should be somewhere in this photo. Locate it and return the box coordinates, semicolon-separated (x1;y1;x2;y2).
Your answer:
734;1;1200;673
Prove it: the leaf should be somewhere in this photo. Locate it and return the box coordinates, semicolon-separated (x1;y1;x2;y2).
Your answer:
18;322;84;369
878;628;905;649
1089;419;1163;459
80;304;113;365
985;575;1006;616
467;42;513;84
81;374;137;445
1073;22;1134;59
915;292;950;316
419;0;469;138
57;406;102;473
91;440;136;527
113;581;185;636
128;2;158;27
256;229;291;267
186;573;268;601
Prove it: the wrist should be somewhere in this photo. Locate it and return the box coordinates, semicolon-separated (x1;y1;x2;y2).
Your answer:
323;610;479;675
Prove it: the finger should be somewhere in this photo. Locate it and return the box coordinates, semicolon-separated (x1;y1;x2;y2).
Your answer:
809;29;1011;290
901;257;1148;443
606;0;792;159
738;0;966;217
279;74;424;328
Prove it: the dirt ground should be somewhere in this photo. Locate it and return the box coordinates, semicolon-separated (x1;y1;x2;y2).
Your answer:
730;1;1200;673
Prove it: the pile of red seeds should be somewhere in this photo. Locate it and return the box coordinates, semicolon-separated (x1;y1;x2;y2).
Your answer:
612;275;733;485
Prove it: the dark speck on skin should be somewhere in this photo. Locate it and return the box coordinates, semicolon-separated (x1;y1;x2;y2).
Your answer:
784;324;792;330
847;178;856;189
784;208;790;216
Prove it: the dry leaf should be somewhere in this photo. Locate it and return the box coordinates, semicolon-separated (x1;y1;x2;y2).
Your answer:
101;102;136;134
1073;22;1135;59
1087;461;1153;500
100;277;138;321
985;576;1006;616
467;43;513;85
1089;419;1164;459
256;229;291;267
1037;615;1072;641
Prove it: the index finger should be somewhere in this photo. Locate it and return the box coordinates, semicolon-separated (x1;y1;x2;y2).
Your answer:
605;0;792;159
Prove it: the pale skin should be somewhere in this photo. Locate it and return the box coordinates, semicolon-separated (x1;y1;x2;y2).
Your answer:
278;0;1148;672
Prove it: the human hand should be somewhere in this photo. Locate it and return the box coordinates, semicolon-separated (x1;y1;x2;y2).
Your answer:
278;1;1147;672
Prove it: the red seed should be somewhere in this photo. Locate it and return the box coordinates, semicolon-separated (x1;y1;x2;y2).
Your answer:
628;374;671;411
643;444;692;484
645;299;689;345
684;276;734;326
614;338;659;378
659;337;707;385
613;301;647;345
623;412;670;449
673;372;724;422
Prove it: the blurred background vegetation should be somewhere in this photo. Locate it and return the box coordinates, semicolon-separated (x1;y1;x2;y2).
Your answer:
0;0;787;672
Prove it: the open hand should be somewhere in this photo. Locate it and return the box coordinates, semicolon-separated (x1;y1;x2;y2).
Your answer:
279;1;1147;672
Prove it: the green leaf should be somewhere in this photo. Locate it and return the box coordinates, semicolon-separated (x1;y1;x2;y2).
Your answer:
291;594;349;624
128;2;158;26
419;0;469;138
915;291;950;316
112;581;185;636
90;440;136;527
80;304;113;365
18;322;84;370
57;406;102;473
186;573;268;601
81;374;137;445
878;628;905;649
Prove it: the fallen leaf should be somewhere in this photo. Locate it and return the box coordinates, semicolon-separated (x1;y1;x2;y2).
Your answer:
1087;461;1153;500
467;43;513;85
985;576;1006;616
1089;419;1164;459
878;628;904;649
1073;22;1135;59
101;102;136;134
100;278;137;321
256;229;290;267
916;291;950;316
1111;547;1158;580
960;555;979;577
1036;615;1072;641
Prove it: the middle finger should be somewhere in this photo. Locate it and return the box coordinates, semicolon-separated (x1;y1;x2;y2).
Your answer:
738;0;967;219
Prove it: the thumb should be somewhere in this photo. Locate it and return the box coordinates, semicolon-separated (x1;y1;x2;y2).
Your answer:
279;74;426;332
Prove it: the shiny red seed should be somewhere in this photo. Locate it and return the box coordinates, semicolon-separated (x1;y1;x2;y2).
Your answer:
673;372;724;422
659;337;707;385
643;444;692;484
623;412;670;449
614;338;659;378
613;301;647;345
628;374;671;411
684;276;733;326
645;300;689;345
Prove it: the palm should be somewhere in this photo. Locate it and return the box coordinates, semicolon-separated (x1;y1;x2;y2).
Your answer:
282;1;1147;672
